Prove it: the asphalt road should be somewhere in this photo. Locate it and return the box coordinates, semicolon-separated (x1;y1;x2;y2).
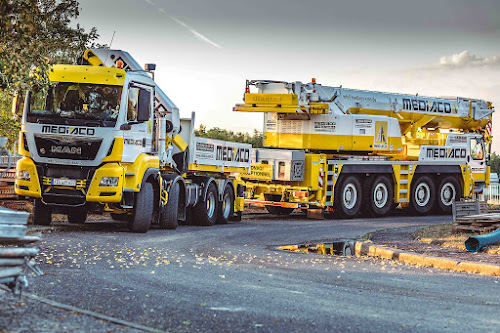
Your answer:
20;213;500;332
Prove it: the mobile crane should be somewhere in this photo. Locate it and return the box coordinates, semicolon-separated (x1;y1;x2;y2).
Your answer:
14;49;250;232
234;79;494;218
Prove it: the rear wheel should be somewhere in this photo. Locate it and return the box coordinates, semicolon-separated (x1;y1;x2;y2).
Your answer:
437;176;461;213
334;175;362;218
33;199;52;226
193;183;218;226
67;208;87;224
265;205;294;216
363;175;393;217
159;182;179;230
217;184;234;224
128;182;153;233
410;176;435;214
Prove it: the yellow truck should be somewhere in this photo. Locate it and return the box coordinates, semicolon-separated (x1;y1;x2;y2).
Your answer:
14;49;250;232
234;79;494;218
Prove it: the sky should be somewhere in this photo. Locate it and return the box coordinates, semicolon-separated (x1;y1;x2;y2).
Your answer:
77;0;500;151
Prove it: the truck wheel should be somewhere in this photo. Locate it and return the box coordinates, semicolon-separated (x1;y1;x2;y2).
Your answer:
410;176;435;214
217;184;234;224
334;175;362;218
67;208;87;224
193;182;218;226
265;206;294;216
437;176;461;214
33;199;52;226
128;182;153;233
363;175;393;217
159;182;179;230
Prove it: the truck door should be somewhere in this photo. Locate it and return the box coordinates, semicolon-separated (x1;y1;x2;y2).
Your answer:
122;83;154;162
469;136;487;185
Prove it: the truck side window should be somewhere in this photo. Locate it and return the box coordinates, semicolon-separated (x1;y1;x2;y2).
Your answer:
127;87;139;121
470;138;484;160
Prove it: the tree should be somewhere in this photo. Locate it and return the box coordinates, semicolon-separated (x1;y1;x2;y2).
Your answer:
0;0;104;150
489;152;500;175
194;125;264;148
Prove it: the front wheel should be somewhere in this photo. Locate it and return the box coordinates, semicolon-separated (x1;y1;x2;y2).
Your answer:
193;183;218;226
410;176;435;214
437;176;461;213
33;199;52;226
128;182;153;233
334;175;362;218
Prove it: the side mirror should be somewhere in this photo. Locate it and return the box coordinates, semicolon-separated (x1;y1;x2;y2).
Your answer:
137;89;151;122
11;93;23;116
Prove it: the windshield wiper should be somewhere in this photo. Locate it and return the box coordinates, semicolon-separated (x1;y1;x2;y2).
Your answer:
37;118;55;124
84;120;105;127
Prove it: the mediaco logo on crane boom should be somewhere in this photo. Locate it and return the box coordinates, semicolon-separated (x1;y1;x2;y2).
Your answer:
402;98;458;114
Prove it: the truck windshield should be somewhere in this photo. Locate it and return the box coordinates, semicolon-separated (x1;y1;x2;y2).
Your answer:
27;83;122;126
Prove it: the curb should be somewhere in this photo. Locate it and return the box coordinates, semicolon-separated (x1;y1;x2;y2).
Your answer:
354;241;500;276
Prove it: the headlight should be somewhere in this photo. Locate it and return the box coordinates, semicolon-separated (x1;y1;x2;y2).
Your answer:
16;170;30;181
99;177;119;187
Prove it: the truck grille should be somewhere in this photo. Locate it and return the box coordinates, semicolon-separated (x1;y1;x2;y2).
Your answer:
34;134;102;160
36;164;96;206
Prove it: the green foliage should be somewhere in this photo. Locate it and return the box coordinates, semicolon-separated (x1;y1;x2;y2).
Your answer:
0;0;105;93
488;152;500;175
195;124;263;148
0;0;105;152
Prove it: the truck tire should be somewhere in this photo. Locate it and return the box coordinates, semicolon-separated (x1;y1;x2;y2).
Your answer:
33;199;52;226
159;182;179;230
410;175;435;214
334;175;362;218
193;182;218;226
265;206;294;216
128;182;153;233
67;208;87;224
217;184;234;224
437;176;461;213
363;175;393;217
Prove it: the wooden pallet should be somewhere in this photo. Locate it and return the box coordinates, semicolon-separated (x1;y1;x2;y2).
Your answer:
451;200;497;233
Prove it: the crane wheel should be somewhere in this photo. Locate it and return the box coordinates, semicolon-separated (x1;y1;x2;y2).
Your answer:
363;175;393;217
193;182;218;226
437;176;461;214
128;181;153;233
33;199;52;226
410;176;435;215
334;175;362;219
217;184;234;224
159;182;179;230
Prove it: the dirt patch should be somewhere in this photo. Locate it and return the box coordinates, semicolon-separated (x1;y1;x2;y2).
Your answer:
368;225;500;266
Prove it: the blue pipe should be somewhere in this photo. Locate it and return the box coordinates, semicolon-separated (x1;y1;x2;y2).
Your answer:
464;228;500;252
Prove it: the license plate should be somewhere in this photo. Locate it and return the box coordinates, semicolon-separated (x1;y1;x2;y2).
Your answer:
52;178;77;187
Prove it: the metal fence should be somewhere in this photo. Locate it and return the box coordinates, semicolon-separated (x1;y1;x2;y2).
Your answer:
480;183;500;204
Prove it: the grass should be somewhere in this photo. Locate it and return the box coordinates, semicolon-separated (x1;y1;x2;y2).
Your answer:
415;224;500;254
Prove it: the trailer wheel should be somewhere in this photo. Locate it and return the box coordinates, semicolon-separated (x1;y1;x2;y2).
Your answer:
437;176;461;213
363;175;393;217
265;206;294;215
193;182;218;226
410;176;435;214
217;183;234;224
67;208;87;224
334;175;362;218
159;182;179;230
128;182;153;233
33;199;52;226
